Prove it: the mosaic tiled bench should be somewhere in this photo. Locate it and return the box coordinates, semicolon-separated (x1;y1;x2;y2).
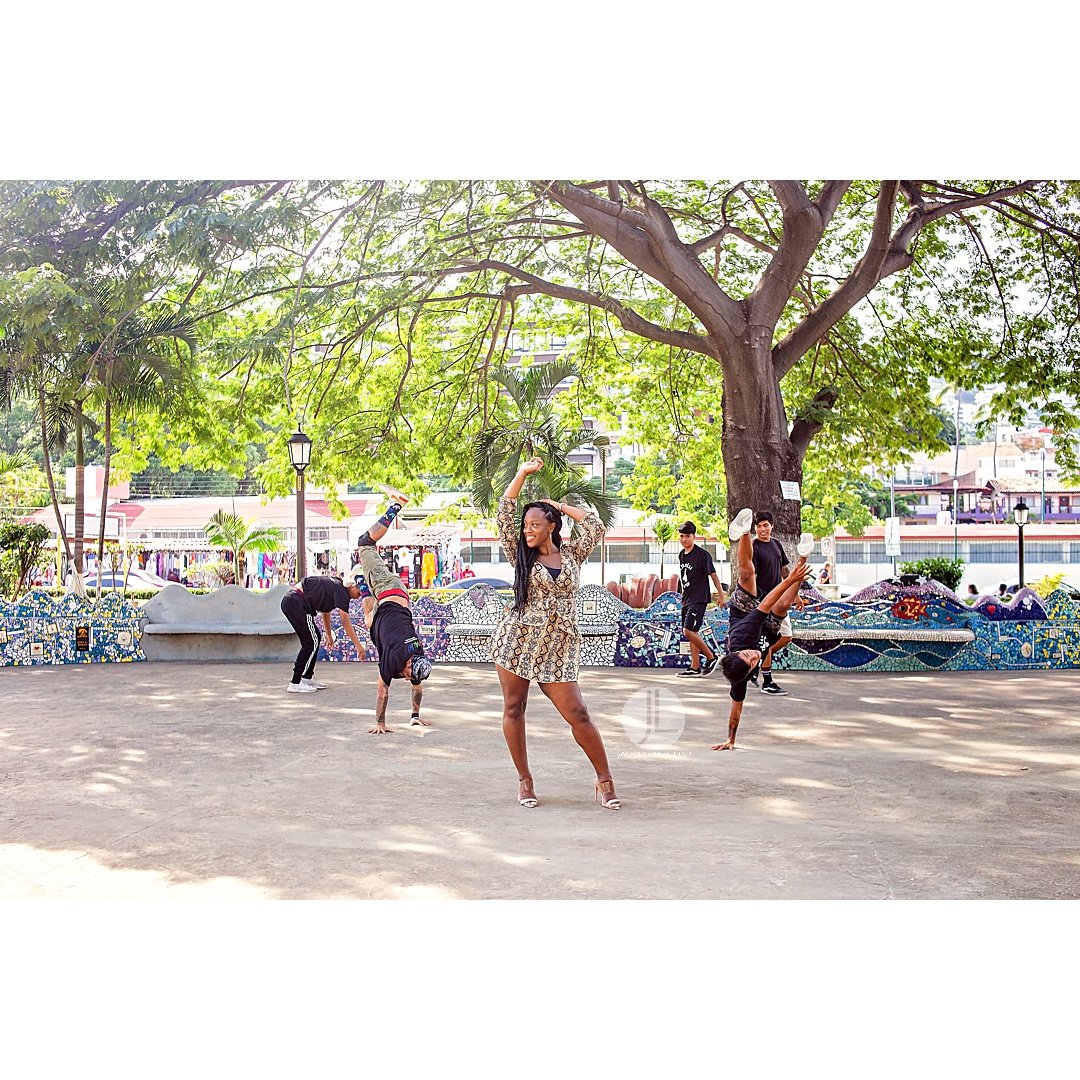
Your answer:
0;590;145;665
443;583;620;663
793;626;975;642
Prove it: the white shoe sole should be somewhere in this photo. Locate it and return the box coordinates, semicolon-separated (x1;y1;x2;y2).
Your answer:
728;508;754;541
372;482;410;505
287;684;318;693
797;532;815;557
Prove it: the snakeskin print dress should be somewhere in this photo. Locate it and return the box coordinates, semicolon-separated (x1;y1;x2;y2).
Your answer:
489;496;605;683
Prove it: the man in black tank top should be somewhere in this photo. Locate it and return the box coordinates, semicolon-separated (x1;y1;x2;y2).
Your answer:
350;487;433;734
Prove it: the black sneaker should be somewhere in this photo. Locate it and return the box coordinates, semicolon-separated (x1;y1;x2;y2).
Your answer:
761;681;787;695
700;655;717;676
749;669;759;686
677;668;702;678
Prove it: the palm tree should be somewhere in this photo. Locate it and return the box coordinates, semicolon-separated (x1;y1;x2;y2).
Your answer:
652;517;675;578
470;361;618;525
0;324;78;568
67;282;199;581
0;449;35;509
204;510;285;586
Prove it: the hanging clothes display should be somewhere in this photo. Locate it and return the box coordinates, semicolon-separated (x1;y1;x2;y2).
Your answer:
421;549;437;588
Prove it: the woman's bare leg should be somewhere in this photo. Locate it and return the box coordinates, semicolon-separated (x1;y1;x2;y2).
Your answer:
497;665;536;802
538;681;617;802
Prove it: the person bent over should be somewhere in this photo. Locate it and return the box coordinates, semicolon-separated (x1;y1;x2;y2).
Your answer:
713;508;811;751
280;575;367;693
351;490;433;734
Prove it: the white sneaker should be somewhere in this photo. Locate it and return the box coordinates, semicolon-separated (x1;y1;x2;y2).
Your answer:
797;532;815;557
287;682;318;693
372;482;410;506
728;508;754;541
301;677;326;690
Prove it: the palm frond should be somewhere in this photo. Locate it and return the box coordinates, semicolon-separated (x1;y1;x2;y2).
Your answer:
552;475;619;527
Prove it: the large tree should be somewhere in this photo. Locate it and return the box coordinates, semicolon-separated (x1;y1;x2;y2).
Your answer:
8;179;1080;555
302;180;1080;547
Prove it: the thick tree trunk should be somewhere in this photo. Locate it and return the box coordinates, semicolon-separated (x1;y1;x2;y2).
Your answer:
719;332;804;564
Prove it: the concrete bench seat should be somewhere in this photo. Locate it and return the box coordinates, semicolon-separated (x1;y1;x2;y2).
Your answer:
793;626;975;642
141;583;296;661
143;622;293;636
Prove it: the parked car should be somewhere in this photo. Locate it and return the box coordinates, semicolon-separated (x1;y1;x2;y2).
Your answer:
81;569;172;592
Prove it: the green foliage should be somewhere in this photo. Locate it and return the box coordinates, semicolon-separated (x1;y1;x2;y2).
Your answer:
1029;572;1065;598
469;361;618;525
0;521;50;598
9;178;1080;548
204;510;285;585
652;517;675;578
898;557;965;592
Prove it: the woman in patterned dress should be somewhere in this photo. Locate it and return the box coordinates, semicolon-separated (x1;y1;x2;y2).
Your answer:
491;456;621;810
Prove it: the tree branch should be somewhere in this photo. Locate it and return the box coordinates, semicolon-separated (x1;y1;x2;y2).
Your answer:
749;182;830;329
789;386;840;457
440;259;714;357
772;182;901;375
920;181;1042;223
814;181;852;228
690;224;776;257
536;181;746;345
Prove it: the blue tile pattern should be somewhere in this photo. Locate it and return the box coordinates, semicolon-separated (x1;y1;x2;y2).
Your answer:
0;589;145;666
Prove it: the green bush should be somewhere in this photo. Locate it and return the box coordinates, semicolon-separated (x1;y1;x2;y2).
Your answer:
898;557;965;592
0;522;51;600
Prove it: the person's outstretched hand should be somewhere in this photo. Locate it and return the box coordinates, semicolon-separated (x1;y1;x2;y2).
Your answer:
521;456;544;475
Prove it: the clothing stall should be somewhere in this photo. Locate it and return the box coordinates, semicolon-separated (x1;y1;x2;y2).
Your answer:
354;525;462;589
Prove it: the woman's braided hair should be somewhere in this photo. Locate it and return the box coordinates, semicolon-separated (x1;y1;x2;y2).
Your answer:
513;501;563;613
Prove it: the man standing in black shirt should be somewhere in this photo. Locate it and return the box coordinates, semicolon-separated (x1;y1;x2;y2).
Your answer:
350;488;433;734
751;511;794;695
676;521;727;678
713;510;812;750
280;574;367;694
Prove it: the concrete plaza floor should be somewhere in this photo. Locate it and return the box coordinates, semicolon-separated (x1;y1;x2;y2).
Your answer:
2;660;1080;899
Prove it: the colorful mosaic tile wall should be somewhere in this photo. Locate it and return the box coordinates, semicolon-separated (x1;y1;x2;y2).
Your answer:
6;579;1076;672
0;590;145;666
320;580;1080;672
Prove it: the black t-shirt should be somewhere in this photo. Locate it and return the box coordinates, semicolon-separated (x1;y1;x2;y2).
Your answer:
299;576;351;615
752;537;788;597
371;602;422;684
679;544;715;606
726;608;778;702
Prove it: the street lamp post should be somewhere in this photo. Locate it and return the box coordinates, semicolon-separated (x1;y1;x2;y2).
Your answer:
1014;498;1029;589
287;427;312;582
1040;447;1046;522
952;478;959;563
592;434;611;586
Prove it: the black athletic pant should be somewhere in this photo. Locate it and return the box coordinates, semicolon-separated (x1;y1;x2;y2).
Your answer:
280;590;320;684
